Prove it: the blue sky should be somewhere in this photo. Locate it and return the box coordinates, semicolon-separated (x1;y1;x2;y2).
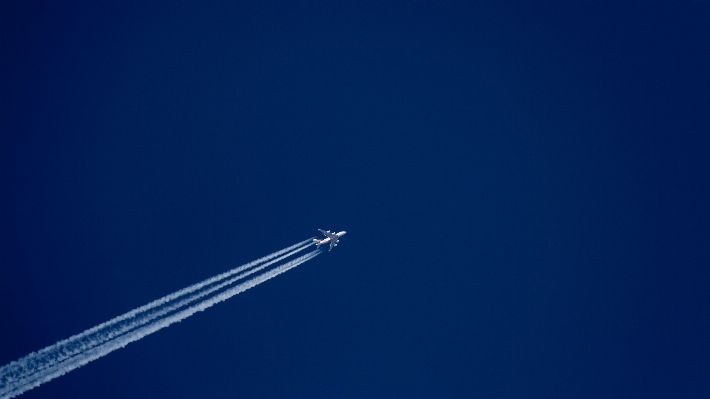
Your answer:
1;3;709;398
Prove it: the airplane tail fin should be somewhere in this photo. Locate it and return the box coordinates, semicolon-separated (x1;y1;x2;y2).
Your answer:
313;239;321;248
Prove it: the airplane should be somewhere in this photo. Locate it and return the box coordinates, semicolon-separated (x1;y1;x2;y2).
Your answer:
313;229;347;251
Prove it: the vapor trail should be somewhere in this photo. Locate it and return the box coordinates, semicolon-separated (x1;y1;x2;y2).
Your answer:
0;239;313;390
7;250;321;399
0;241;320;399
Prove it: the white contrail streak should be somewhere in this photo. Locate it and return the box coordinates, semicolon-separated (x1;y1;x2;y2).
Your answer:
0;239;314;390
0;241;321;399
8;250;321;398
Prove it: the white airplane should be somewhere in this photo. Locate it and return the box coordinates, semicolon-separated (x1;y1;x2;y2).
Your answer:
313;229;347;251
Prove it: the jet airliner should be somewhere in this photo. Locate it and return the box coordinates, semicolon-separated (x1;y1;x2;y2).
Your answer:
313;229;346;251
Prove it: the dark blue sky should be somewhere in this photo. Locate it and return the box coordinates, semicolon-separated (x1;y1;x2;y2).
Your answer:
2;2;709;398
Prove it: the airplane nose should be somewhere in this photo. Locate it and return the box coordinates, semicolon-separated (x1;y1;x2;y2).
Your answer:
341;231;347;235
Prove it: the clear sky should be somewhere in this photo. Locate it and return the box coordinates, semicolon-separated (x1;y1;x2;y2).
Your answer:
1;2;709;398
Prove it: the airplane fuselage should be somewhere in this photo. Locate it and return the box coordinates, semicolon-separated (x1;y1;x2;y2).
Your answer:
315;232;346;246
313;230;347;250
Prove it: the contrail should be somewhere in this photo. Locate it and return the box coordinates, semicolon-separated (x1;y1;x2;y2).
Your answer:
0;238;312;386
7;250;321;398
0;240;321;399
0;239;314;391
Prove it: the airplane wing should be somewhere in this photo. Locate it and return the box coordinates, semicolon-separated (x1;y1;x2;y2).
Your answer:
319;229;339;240
329;240;336;251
